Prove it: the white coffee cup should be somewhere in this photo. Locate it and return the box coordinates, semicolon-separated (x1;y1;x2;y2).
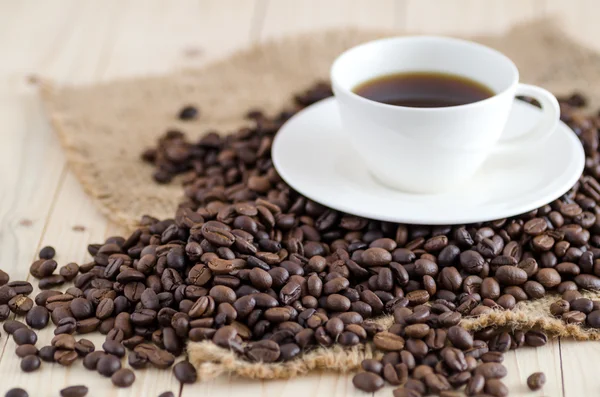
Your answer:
331;36;560;194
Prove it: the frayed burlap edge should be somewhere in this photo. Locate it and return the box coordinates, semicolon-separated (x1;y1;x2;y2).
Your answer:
188;291;600;381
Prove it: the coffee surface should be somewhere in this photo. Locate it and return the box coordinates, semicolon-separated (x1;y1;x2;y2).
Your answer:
353;71;495;108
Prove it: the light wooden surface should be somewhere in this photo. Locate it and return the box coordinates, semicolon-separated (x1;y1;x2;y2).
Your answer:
0;1;598;396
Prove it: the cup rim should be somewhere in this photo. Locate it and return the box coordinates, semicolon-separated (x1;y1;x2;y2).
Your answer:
330;35;520;112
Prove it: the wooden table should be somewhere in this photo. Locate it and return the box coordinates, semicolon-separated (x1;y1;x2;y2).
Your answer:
1;1;599;396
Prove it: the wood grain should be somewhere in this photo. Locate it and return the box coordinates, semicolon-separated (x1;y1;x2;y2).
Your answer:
0;0;599;396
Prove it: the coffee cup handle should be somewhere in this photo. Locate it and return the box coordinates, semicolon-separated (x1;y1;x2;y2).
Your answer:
495;83;560;151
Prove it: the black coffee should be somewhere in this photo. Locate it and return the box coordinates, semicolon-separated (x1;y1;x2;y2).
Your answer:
353;71;494;108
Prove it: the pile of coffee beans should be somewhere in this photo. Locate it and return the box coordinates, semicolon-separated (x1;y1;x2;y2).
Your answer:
1;85;600;397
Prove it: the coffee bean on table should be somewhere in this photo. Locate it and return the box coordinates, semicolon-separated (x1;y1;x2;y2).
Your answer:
0;304;11;321
39;345;57;362
15;344;38;358
55;350;78;366
173;360;197;384
74;339;95;356
52;334;76;350
524;330;548;347
8;295;33;315
39;246;56;259
25;305;49;329
97;354;122;376
13;328;37;345
373;332;405;351
178;105;198;120
83;351;106;370
111;368;136;388
103;340;126;357
158;393;175;397
60;263;80;281
353;371;385;392
3;321;26;335
60;385;89;397
0;269;9;286
527;372;546;391
20;355;41;372
8;281;33;295
5;388;28;397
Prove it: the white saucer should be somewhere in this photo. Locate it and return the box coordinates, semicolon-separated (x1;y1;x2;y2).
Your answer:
272;97;585;225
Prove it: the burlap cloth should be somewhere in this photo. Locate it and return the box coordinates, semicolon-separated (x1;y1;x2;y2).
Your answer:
39;19;600;380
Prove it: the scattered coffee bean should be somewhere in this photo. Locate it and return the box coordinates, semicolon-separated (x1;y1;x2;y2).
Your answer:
25;305;49;329
111;368;136;388
13;328;37;345
5;388;28;397
178;105;198;120
39;246;56;259
20;355;41;372
527;371;546;391
60;385;89;397
173;360;197;384
97;354;122;376
352;371;385;392
15;344;38;358
39;345;57;362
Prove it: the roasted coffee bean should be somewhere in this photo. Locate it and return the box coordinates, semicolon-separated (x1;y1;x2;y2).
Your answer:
173;360;198;384
74;339;95;356
9;295;33;315
20;354;41;372
475;362;507;379
495;266;527;285
447;326;473;350
13;328;37;345
52;334;76;350
25;305;49;329
83;351;106;370
352;371;384;392
536;268;562;288
485;379;509;397
39;345;57;362
15;344;38;358
97;354;122;376
361;358;383;374
134;343;175;369
111;368;136;388
59;385;89;397
527;371;546;391
5;389;28;397
55;349;78;366
103;340;126;357
7;281;33;295
374;332;405;351
524;330;548;347
0;304;10;320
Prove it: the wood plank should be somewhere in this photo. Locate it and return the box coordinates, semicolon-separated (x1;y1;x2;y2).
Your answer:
404;0;544;35
559;339;600;397
259;0;401;40
0;0;257;395
544;0;600;52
